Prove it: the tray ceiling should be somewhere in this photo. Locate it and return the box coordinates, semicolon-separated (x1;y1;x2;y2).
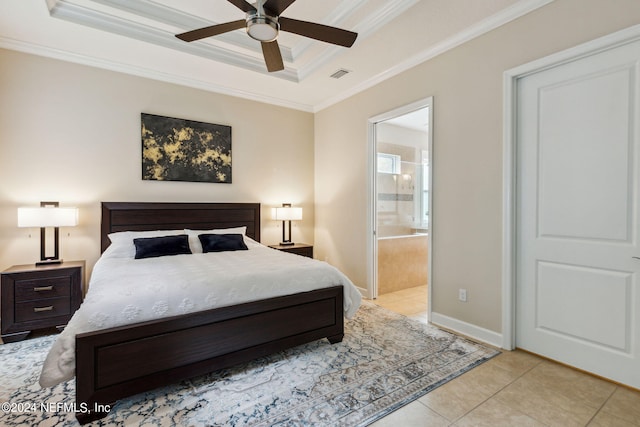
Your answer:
0;0;552;111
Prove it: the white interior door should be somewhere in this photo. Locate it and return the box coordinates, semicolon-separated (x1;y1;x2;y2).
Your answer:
516;37;640;388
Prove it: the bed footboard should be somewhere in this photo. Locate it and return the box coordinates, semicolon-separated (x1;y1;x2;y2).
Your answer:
75;286;344;424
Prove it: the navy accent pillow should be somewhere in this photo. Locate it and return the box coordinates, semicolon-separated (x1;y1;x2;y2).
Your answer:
198;233;248;253
133;234;192;259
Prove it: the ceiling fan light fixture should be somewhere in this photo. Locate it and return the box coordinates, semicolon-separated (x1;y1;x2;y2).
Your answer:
175;0;358;74
246;14;279;42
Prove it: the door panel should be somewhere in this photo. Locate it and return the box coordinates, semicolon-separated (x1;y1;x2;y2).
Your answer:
537;66;633;242
536;261;631;351
516;38;640;388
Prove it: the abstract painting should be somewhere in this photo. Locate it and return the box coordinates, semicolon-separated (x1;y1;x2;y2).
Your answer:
141;113;232;183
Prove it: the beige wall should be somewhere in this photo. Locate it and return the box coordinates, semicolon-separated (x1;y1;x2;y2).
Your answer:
0;49;315;274
314;0;640;333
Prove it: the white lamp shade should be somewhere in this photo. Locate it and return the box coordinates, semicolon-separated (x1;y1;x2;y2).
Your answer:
272;206;303;221
18;207;79;228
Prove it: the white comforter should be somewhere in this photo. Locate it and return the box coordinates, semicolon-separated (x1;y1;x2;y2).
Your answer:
39;244;361;387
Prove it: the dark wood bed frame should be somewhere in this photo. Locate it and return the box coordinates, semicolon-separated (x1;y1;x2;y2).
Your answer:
75;202;344;424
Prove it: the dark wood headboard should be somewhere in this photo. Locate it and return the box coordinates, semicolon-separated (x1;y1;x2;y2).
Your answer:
101;202;261;253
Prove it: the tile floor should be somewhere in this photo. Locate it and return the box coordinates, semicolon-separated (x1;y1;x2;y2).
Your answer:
370;285;640;426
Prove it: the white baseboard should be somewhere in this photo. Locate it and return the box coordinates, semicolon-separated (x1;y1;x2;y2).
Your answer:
356;286;370;299
431;312;504;349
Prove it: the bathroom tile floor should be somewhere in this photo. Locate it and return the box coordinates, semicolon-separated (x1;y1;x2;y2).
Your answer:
370;285;640;426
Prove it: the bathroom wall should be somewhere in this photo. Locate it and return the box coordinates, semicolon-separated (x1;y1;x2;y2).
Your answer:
378;234;428;294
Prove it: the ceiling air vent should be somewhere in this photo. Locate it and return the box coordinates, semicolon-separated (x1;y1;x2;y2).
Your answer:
330;68;351;79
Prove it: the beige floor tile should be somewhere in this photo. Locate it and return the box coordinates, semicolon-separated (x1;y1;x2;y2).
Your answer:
372;286;428;321
485;349;542;376
370;400;450;427
419;376;492;421
523;361;616;409
374;292;406;304
495;376;599;427
588;410;639;427
451;361;521;396
394;286;428;299
452;397;546;427
600;387;640;425
373;287;639;427
399;301;429;316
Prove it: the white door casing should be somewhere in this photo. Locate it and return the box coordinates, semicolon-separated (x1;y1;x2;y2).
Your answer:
503;25;640;388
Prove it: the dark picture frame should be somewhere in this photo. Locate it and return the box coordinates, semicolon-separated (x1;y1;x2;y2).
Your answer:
141;113;232;183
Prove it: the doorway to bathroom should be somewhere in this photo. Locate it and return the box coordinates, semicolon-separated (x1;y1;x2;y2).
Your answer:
367;97;433;322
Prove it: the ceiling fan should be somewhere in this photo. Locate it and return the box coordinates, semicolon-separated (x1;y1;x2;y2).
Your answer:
175;0;358;72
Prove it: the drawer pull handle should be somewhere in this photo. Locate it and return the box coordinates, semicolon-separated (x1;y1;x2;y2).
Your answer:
33;286;53;292
33;306;54;313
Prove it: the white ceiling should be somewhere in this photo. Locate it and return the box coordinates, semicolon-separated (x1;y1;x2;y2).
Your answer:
0;0;551;112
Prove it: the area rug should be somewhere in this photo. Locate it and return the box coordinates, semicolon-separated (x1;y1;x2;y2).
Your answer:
0;301;499;426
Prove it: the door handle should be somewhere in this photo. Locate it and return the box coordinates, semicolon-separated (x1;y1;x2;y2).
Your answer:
633;257;640;260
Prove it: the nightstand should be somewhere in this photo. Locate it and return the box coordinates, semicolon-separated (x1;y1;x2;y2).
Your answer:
1;261;84;343
268;243;313;258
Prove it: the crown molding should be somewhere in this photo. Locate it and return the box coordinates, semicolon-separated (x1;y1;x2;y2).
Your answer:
46;0;417;83
86;0;294;62
48;0;299;81
0;37;315;112
290;0;368;59
314;0;555;112
297;0;419;81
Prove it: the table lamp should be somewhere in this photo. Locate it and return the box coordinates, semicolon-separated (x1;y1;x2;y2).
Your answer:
18;202;78;266
272;203;302;246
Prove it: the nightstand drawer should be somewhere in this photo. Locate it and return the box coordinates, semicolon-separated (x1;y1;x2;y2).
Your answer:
14;276;71;302
15;297;71;323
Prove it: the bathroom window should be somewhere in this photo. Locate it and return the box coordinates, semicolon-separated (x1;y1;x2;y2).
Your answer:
377;153;401;175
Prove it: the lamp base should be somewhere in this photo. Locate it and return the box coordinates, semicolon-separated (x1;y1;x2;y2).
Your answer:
36;258;63;267
279;242;295;246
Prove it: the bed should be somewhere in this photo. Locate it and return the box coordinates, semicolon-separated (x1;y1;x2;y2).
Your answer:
42;202;358;424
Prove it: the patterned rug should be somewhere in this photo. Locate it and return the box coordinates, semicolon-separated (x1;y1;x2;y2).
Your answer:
0;302;499;426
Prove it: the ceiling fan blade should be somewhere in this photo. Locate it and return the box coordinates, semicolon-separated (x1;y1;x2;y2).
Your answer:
264;0;297;15
227;0;256;13
176;20;246;42
261;40;284;72
279;17;357;47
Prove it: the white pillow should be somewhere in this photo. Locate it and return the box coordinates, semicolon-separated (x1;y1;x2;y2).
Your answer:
242;235;262;249
185;227;247;253
106;229;185;258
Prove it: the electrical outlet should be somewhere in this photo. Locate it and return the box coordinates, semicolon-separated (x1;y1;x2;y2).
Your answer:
458;289;467;302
